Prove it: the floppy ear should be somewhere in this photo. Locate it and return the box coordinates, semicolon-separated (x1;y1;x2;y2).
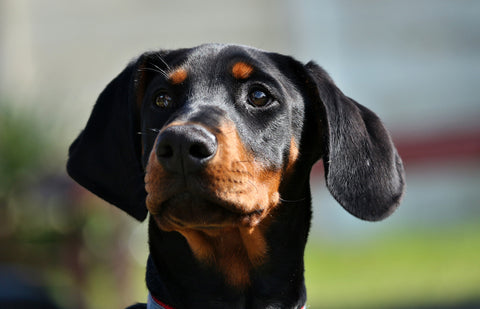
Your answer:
305;62;405;221
67;54;154;221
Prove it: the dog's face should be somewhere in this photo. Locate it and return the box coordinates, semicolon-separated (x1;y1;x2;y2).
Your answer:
138;45;305;232
68;42;404;241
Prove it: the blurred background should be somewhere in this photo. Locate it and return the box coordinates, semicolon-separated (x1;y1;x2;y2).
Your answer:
1;0;479;308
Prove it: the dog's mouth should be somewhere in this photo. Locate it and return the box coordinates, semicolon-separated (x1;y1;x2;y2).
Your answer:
149;191;267;231
145;162;282;231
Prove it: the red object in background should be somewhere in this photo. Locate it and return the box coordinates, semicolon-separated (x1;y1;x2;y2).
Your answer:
393;128;480;166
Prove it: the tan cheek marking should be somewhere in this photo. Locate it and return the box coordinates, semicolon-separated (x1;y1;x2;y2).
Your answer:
206;122;283;215
286;137;299;175
169;68;188;84
144;145;167;214
232;62;254;79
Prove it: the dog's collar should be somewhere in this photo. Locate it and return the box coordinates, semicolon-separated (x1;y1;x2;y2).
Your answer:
147;293;306;309
147;293;175;309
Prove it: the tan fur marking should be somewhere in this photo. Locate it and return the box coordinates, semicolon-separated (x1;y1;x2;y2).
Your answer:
285;137;299;177
239;226;268;266
169;68;188;84
232;62;254;79
178;226;268;287
144;144;167;214
178;229;215;263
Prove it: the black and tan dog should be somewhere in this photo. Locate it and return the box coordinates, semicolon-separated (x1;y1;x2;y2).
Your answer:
67;44;405;309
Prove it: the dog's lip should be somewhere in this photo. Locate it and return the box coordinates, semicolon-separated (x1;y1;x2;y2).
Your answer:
150;193;265;229
161;216;233;230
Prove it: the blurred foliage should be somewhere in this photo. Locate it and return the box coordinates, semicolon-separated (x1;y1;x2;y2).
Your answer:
0;101;147;309
0;102;49;196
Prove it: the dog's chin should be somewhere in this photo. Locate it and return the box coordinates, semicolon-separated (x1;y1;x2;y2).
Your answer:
150;192;265;232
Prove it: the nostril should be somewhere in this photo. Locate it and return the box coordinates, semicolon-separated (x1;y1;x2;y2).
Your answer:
156;144;174;158
189;142;215;159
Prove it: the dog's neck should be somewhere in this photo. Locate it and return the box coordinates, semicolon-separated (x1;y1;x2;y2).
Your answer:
174;224;269;287
145;192;311;309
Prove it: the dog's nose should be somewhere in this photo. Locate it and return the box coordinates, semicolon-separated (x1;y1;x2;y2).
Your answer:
155;124;217;174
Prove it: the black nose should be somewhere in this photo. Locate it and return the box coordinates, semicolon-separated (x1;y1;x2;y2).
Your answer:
155;124;217;174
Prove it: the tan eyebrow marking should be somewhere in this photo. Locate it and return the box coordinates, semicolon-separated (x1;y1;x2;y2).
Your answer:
169;68;188;85
232;62;254;80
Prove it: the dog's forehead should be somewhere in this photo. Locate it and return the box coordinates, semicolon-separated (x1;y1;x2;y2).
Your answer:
186;44;264;62
177;44;277;77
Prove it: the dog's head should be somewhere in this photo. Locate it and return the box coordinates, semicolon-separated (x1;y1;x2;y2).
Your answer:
67;43;404;229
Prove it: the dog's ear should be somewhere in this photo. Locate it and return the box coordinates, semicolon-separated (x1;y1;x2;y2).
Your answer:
304;62;405;221
67;53;157;221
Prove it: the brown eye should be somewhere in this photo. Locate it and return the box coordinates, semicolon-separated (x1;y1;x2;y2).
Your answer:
248;89;271;107
154;92;173;108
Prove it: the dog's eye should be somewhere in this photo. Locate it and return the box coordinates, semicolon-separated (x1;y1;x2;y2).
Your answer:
154;92;173;108
248;89;271;107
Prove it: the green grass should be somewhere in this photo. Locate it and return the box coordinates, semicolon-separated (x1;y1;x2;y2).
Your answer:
304;222;480;308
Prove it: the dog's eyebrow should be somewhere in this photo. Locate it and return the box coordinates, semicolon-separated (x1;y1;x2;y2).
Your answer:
169;68;188;85
231;62;254;80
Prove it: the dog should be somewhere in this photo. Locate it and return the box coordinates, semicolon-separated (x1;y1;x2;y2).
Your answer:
67;43;405;309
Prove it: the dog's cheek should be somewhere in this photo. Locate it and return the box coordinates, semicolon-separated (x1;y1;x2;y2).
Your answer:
284;137;300;179
208;122;283;214
144;147;167;214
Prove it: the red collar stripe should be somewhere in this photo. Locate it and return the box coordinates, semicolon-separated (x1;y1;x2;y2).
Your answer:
148;294;175;309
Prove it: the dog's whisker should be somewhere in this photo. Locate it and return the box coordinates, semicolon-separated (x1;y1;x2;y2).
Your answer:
279;197;307;203
233;160;254;165
143;62;169;79
138;128;161;136
138;67;160;73
138;67;168;79
152;63;169;78
154;54;172;72
246;179;259;194
221;128;239;136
